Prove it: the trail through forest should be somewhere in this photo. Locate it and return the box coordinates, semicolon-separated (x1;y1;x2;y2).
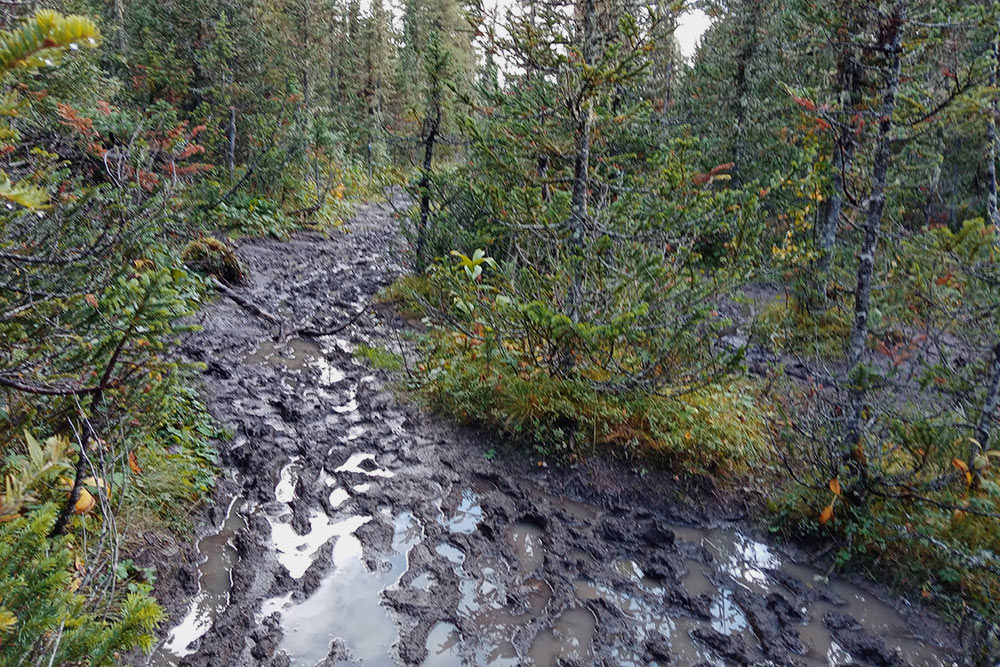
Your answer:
148;197;960;667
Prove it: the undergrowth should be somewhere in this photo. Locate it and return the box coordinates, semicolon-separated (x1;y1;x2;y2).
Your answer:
753;294;851;357
380;275;774;476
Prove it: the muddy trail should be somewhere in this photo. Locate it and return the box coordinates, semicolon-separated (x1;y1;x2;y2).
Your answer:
146;196;961;667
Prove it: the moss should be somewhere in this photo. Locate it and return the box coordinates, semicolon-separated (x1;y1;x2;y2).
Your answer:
354;344;405;371
181;237;246;285
753;295;850;358
376;275;440;319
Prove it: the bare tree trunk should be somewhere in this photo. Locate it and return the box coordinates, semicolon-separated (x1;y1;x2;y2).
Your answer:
528;1;550;203
974;342;1000;471
818;11;862;298
662;55;674;125
987;7;999;234
114;0;127;53
538;155;550;202
227;106;236;180
415;116;439;270
567;0;596;326
415;38;444;271
843;2;906;483
732;1;761;187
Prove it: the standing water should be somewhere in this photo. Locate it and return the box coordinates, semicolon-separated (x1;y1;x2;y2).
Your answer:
150;496;246;665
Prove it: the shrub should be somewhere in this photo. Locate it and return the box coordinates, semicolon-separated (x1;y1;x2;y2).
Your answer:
402;274;772;474
0;505;163;665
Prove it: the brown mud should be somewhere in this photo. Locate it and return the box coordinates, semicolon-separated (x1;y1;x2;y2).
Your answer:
145;195;962;667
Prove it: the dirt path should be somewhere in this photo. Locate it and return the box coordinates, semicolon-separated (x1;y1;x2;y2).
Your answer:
148;197;961;667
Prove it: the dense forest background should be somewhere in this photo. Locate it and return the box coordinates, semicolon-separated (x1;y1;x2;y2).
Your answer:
1;0;999;663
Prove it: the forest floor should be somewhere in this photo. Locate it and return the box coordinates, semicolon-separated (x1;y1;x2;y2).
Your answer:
143;195;961;667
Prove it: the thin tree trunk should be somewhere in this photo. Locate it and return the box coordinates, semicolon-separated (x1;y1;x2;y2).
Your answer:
415;54;442;270
529;1;550;202
539;155;550;202
416;119;438;269
973;342;1000;471
843;2;906;482
48;332;129;537
568;0;596;327
114;0;127;53
662;56;674;126
227;106;236;180
48;424;90;537
818;13;862;297
987;7;999;233
732;2;761;187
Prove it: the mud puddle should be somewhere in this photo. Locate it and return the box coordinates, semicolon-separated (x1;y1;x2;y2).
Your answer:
162;197;961;666
151;496;246;665
266;511;421;665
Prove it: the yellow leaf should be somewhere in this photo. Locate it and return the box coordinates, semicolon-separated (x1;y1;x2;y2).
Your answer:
0;170;49;209
82;476;110;494
829;478;841;496
819;505;834;526
0;609;16;633
72;488;95;514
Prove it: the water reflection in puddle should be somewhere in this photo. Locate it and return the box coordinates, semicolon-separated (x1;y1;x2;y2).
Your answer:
275;457;300;503
710;587;749;635
423;622;464;666
270;512;370;579
436;543;465;566
508;521;544;575
244;338;345;385
528;607;596;666
443;489;483;534
335;452;394;478
329;487;350;508
153;497;246;664
273;512;422;665
166;456;953;667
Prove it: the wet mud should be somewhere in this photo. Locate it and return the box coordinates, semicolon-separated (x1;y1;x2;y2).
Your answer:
148;196;962;667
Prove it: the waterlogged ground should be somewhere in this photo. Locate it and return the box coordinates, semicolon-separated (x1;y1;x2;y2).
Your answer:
148;197;962;667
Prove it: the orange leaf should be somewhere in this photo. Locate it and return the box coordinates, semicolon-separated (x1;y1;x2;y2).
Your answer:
819;505;834;526
829;478;841;496
85;294;98;308
952;458;969;472
128;452;143;475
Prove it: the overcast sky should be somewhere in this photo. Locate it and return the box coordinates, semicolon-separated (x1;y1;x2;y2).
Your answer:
675;9;711;60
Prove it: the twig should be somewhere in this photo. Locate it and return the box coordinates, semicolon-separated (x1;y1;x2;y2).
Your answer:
209;276;282;327
296;305;367;337
209;275;366;339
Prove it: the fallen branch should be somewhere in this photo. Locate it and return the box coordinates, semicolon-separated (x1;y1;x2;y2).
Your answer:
296;305;367;337
209;275;366;339
209;276;282;326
